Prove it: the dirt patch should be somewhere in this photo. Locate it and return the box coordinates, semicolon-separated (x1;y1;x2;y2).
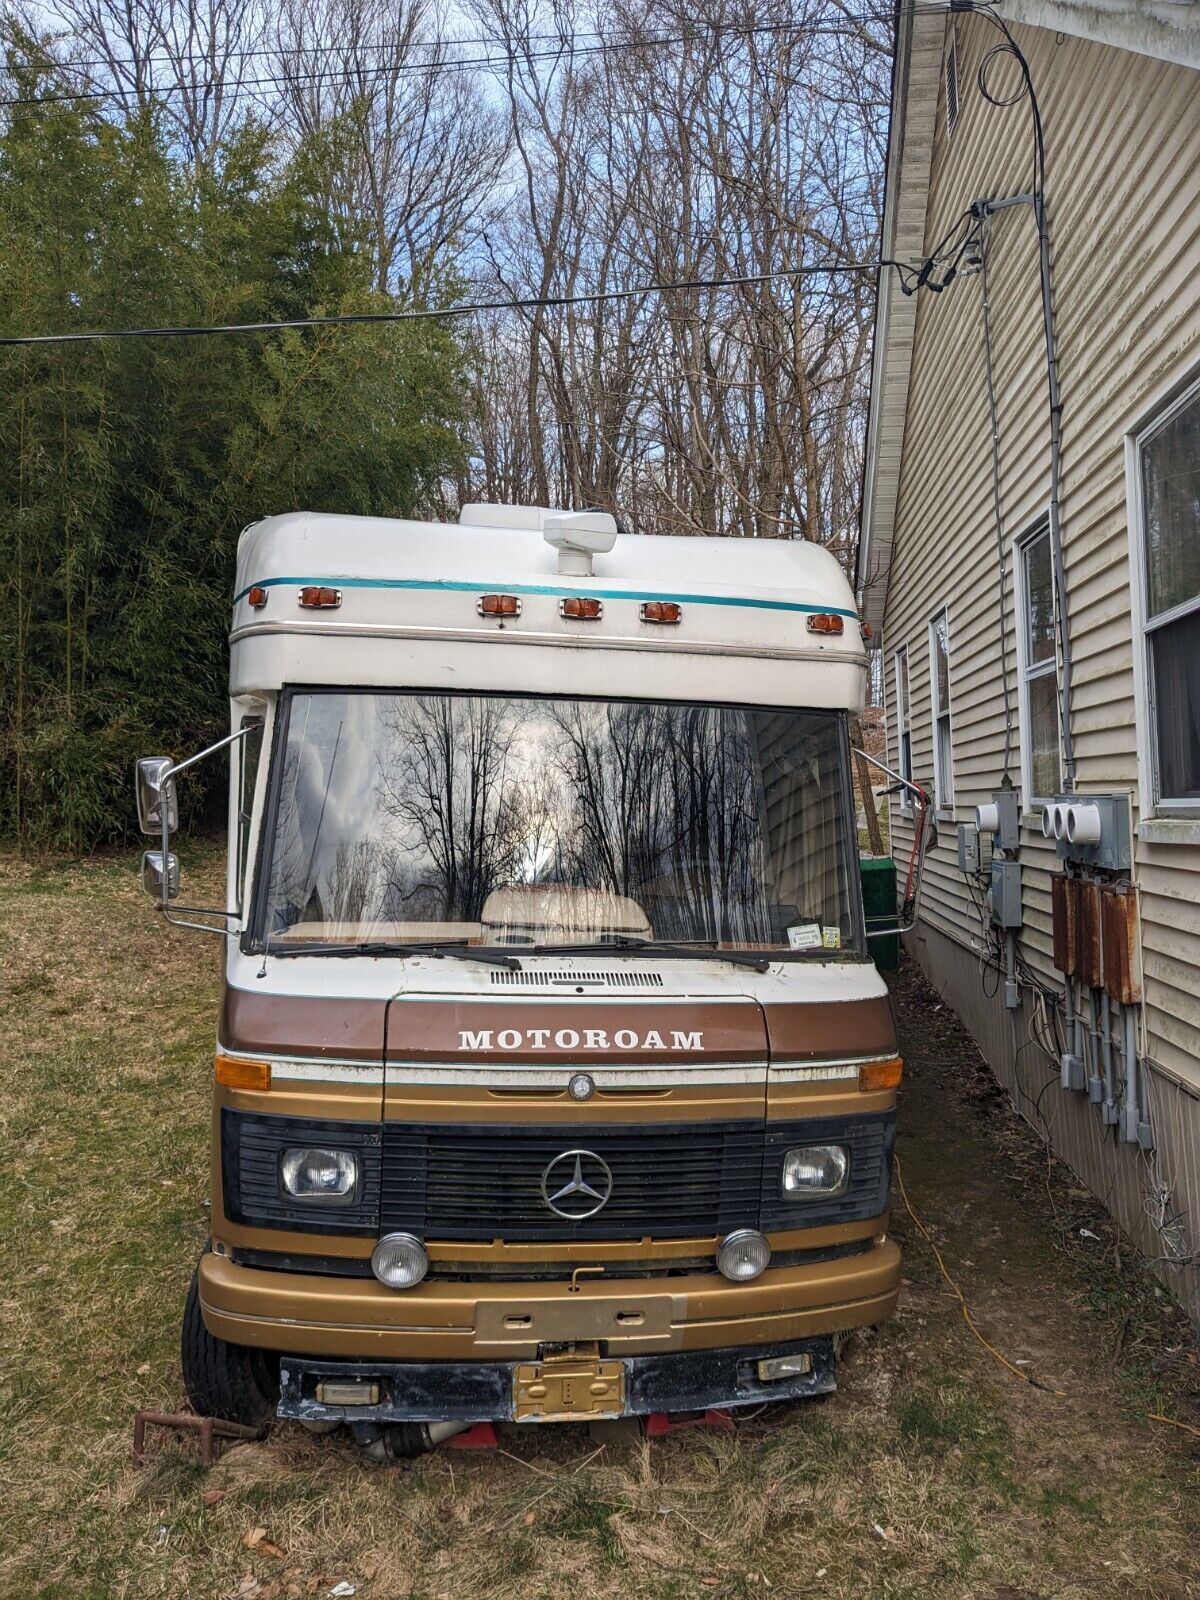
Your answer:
0;856;1197;1599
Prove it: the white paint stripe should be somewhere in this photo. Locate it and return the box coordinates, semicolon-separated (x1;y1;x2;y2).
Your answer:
770;1064;860;1083
270;1062;385;1084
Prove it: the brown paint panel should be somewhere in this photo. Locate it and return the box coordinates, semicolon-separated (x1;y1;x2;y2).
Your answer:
387;999;768;1064
763;996;897;1061
767;1083;895;1120
221;983;385;1060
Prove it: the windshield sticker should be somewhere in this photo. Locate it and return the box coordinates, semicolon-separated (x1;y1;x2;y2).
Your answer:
821;926;843;951
787;923;822;951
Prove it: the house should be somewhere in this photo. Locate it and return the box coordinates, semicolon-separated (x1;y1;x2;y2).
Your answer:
859;2;1200;1322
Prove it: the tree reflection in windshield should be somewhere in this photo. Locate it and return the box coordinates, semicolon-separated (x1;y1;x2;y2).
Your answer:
261;690;856;952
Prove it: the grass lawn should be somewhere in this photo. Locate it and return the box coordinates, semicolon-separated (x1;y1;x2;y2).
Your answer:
0;847;1197;1599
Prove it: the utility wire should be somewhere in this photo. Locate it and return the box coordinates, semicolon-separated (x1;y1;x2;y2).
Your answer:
12;10;908;83
0;5;938;111
0;261;923;346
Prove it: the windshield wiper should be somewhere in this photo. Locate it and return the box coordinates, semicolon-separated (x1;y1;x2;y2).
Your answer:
271;939;521;970
537;935;771;973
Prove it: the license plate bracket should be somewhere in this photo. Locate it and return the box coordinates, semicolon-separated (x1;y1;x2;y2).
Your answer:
513;1346;625;1421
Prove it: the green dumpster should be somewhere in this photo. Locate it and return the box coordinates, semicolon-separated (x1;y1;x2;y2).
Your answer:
860;856;899;972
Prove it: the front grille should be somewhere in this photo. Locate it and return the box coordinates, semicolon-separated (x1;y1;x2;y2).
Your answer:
380;1120;764;1241
221;1108;894;1243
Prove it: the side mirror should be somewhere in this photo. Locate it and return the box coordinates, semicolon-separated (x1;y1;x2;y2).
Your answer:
136;757;178;834
141;850;180;903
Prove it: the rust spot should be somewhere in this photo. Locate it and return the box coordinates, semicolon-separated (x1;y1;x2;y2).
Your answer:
1101;883;1141;1004
1050;874;1080;976
1078;880;1103;989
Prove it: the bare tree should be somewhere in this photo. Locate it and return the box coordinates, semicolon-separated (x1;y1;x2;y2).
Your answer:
35;0;264;170
269;0;508;298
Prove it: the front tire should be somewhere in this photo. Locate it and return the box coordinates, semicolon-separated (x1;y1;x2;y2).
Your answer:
181;1263;278;1428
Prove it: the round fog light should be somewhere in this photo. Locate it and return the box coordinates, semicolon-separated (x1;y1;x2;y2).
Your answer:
371;1232;429;1289
716;1228;771;1282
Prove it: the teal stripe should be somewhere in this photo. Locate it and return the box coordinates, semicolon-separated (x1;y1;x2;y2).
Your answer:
234;574;856;618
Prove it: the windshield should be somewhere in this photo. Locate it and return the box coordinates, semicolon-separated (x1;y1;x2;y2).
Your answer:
254;690;863;956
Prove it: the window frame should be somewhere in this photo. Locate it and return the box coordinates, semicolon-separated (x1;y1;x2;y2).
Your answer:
928;608;955;819
243;684;868;961
1013;518;1061;809
1126;367;1200;819
893;645;913;816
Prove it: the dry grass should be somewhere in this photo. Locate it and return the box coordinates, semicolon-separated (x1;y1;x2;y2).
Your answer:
1;849;1197;1600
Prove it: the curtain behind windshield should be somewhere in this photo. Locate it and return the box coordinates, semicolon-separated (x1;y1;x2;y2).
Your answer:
260;691;857;952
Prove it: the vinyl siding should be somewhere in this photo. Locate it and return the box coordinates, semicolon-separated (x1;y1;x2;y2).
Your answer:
880;18;1200;1320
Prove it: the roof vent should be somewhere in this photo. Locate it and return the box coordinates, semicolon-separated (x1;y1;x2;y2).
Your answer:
543;511;618;576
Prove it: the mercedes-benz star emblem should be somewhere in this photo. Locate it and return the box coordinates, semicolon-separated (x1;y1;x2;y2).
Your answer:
540;1149;614;1220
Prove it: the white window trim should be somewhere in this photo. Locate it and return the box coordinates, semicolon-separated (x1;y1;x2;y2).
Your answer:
928;607;954;818
893;646;913;815
1013;517;1060;808
1125;364;1200;821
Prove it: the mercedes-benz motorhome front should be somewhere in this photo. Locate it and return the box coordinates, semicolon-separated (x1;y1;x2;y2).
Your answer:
136;504;903;1455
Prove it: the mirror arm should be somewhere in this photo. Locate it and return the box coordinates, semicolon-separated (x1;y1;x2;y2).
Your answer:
851;746;933;938
157;725;258;935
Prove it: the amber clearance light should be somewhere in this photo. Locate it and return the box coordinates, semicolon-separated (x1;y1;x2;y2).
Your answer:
247;586;268;609
640;601;682;625
806;612;845;635
559;596;603;620
859;1056;903;1093
299;586;341;609
478;593;521;618
216;1054;272;1091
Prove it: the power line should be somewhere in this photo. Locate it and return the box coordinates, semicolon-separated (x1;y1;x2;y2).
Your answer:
0;260;917;347
13;5;923;82
0;6;927;112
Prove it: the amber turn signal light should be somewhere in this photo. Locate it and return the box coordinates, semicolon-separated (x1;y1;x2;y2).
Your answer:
299;586;341;609
806;612;845;635
640;601;682;624
215;1054;272;1091
559;596;603;619
247;586;268;609
478;593;521;617
858;1056;903;1093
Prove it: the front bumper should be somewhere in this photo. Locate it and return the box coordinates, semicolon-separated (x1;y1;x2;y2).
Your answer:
198;1236;901;1361
278;1336;838;1425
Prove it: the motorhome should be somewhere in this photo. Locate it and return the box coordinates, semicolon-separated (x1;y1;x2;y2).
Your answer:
135;504;906;1455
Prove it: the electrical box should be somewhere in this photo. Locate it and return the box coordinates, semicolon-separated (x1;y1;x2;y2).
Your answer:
957;823;980;875
976;789;1020;852
990;859;1023;928
1048;792;1132;873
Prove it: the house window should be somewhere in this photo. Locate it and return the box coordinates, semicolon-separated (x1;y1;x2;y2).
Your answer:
1017;523;1061;803
1135;379;1200;808
893;646;913;814
929;609;954;815
945;29;960;136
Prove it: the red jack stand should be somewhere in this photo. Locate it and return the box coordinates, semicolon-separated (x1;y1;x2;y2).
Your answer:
643;1409;735;1437
444;1422;499;1449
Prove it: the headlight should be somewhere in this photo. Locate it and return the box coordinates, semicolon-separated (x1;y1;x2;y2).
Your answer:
716;1229;771;1281
781;1144;849;1198
372;1232;429;1289
280;1146;358;1201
